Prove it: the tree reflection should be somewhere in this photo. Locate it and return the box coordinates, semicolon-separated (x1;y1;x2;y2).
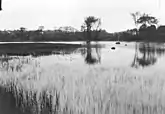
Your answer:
81;42;101;65
131;43;165;68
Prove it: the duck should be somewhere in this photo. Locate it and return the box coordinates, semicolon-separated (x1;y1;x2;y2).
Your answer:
111;47;116;50
116;41;120;44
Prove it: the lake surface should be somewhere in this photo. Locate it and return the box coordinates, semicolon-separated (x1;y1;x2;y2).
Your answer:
1;41;165;114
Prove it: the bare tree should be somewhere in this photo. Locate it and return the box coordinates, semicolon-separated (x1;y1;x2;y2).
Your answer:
130;12;141;35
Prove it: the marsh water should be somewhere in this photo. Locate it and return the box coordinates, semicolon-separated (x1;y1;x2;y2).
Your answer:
1;41;165;114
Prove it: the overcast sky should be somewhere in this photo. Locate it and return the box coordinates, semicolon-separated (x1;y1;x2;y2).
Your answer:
0;0;164;32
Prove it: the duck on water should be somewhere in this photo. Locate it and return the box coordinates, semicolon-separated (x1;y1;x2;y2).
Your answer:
116;41;120;44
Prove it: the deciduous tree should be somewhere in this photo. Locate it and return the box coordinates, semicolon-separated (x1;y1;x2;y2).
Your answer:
81;16;101;43
137;13;158;28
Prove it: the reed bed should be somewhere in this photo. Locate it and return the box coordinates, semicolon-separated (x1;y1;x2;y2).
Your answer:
1;61;165;114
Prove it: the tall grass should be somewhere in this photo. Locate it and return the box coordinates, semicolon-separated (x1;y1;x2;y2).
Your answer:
1;59;165;114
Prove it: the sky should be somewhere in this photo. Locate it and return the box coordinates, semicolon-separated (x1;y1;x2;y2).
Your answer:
0;0;164;32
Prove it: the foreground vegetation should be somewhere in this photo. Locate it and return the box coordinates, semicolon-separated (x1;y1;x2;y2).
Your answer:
0;57;165;114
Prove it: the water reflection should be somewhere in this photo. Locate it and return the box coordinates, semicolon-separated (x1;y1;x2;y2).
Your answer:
83;43;101;65
0;43;103;72
131;43;165;68
1;42;165;71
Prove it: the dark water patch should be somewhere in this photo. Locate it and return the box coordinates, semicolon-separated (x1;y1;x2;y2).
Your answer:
0;43;82;56
0;42;104;57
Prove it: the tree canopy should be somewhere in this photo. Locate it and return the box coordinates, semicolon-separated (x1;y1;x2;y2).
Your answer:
81;16;101;42
81;16;101;32
137;13;158;27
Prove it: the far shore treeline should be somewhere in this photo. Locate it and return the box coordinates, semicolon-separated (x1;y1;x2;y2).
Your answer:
0;12;165;42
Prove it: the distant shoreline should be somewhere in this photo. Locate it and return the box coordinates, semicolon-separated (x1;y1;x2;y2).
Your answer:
0;40;165;43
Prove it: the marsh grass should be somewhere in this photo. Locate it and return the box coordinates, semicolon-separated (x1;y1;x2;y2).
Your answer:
1;60;165;114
